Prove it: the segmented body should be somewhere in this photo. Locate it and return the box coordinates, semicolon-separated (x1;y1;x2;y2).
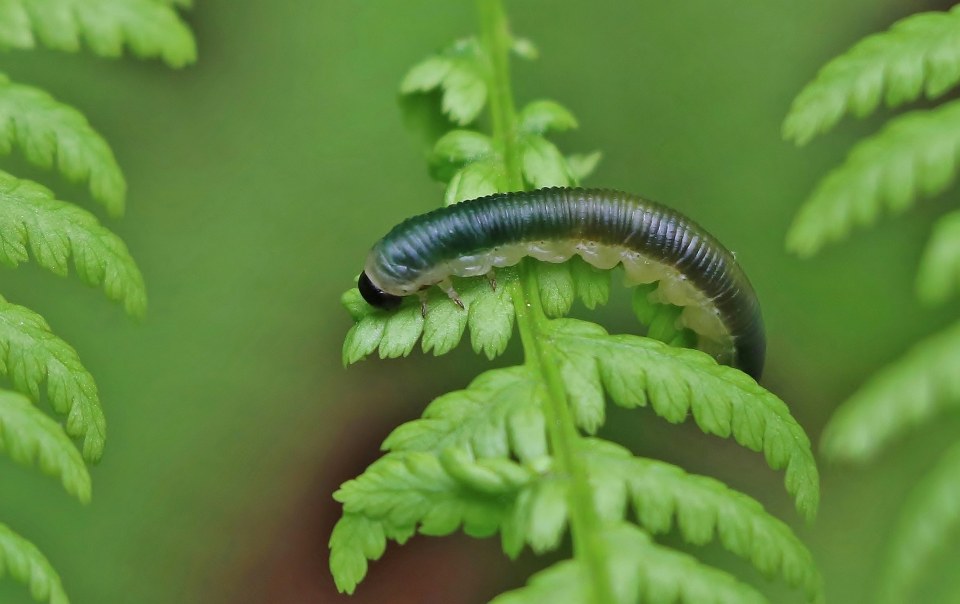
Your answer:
362;187;765;378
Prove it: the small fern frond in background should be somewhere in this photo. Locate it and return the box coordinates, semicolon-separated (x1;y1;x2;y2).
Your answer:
875;441;960;604
785;4;960;602
820;319;960;463
0;73;125;215
783;5;960;145
0;0;196;67
0;523;68;604
0;1;195;602
787;100;960;256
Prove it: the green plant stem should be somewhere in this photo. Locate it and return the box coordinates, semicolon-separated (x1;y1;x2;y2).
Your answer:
476;1;613;602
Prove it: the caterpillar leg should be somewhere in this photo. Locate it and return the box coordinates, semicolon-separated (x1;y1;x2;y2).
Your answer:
438;279;465;310
418;291;430;317
485;269;497;291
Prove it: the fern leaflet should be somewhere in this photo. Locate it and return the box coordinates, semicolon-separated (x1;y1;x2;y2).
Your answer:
0;72;125;215
821;319;960;463
0;0;196;67
0;390;90;501
876;440;960;604
0;169;146;316
784;6;960;145
0;295;106;462
490;523;766;604
0;523;67;604
916;209;960;305
787;99;960;256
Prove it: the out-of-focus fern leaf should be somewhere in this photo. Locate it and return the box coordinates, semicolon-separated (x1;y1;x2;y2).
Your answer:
0;169;146;316
787;100;960;256
549;319;819;520
580;438;821;600
784;6;960;145
518;100;578;135
490;522;766;604
0;73;125;215
876;441;960;604
400;38;486;125
444;160;502;205
0;523;68;604
917;209;960;305
0;296;106;462
0;0;196;67
566;151;602;184
0;390;90;501
821;320;960;463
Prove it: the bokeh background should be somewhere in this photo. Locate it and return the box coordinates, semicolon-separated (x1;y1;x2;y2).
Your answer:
1;1;957;602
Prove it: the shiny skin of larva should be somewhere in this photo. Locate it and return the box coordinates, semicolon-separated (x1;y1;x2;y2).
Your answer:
360;187;765;379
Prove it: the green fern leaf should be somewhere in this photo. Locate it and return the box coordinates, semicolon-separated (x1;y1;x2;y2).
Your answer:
443;160;502;205
0;0;196;67
520;134;574;188
382;366;547;463
784;6;960;145
0;296;106;462
581;438;821;600
0;169;146;316
876;441;960;604
549;319;819;520
0;389;90;502
0;72;125;215
916;209;960;305
491;522;766;604
0;523;68;604
400;38;486;125
787;100;960;256
566;151;602;185
429;129;496;183
821;319;960;463
518;100;578;135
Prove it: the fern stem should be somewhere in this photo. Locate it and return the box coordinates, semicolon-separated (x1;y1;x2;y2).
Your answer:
476;1;613;601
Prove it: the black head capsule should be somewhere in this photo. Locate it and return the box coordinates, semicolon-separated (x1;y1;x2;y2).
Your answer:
358;271;403;310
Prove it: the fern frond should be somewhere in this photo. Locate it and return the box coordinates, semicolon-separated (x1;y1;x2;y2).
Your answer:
580;438;821;600
821;319;960;463
330;450;524;593
400;38;486;125
0;0;196;67
787;100;960;256
0;389;90;501
874;441;960;604
0;169;146;316
784;6;960;144
549;319;819;520
0;73;125;215
382;366;548;463
0;523;68;604
490;522;766;604
917;209;960;305
0;296;106;462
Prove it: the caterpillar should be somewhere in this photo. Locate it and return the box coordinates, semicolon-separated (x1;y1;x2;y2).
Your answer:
357;187;765;379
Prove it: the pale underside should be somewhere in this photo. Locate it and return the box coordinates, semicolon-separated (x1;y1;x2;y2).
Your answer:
367;239;735;361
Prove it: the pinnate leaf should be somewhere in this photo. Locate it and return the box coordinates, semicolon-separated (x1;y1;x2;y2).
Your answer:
787;100;960;257
784;5;960;144
821;319;960;463
0;389;90;502
0;0;196;67
0;295;106;462
0;73;124;215
916;209;960;305
400;38;487;125
519;100;578;134
0;523;68;604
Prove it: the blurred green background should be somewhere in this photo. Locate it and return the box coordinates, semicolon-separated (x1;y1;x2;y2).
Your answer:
1;1;957;602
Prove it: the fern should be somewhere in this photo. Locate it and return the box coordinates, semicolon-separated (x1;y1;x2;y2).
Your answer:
784;4;960;601
0;73;125;215
0;2;194;602
332;1;821;602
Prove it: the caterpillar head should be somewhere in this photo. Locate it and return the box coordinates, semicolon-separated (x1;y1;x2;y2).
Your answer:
358;272;402;310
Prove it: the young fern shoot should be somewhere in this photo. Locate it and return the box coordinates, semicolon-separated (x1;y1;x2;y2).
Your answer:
784;4;960;602
0;4;195;603
333;1;822;602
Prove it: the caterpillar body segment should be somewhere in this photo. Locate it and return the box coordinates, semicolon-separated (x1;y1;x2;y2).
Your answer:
358;187;765;378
